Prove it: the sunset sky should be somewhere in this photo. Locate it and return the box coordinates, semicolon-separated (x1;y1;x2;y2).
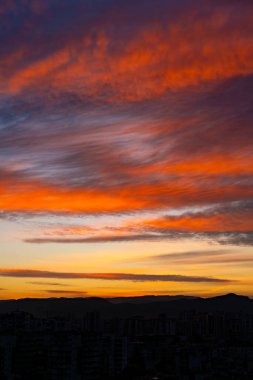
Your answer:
0;0;253;299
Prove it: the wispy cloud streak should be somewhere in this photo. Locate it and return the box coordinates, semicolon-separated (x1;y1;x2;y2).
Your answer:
0;269;230;283
141;249;253;265
41;290;87;295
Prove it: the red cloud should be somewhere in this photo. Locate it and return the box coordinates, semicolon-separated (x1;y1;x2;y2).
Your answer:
1;2;253;102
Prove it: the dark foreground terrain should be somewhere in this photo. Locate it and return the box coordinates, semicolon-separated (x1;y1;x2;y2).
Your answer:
0;293;253;379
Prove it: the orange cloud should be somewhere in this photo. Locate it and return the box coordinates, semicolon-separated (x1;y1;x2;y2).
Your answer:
2;6;253;102
140;210;253;233
162;154;253;176
0;176;252;214
0;180;147;213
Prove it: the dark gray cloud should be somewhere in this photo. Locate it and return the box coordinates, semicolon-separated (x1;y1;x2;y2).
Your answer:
0;269;231;283
142;249;253;265
24;234;182;244
24;232;253;246
145;249;235;261
27;281;71;286
217;232;253;247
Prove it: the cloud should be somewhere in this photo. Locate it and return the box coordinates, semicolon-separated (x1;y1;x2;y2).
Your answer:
41;290;87;295
23;202;253;246
0;0;252;258
142;249;253;265
23;233;186;244
145;249;234;261
139;201;253;233
23;232;253;247
217;232;253;247
0;102;252;214
1;1;253;101
27;281;71;286
0;269;231;283
0;76;253;216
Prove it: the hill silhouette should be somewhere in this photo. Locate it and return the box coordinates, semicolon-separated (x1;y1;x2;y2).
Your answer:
0;293;252;317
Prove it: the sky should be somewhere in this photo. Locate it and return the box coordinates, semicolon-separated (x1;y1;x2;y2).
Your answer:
0;0;253;299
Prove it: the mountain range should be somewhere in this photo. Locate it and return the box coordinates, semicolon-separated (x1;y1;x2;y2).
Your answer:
0;293;252;318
